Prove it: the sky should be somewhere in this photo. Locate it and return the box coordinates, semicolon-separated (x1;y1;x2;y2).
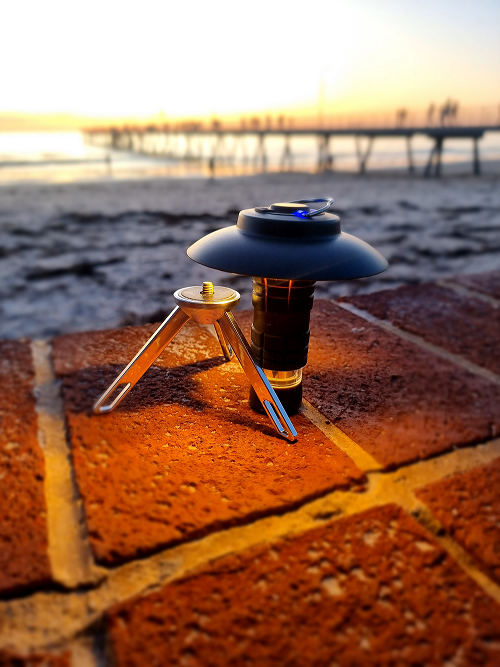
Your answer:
1;0;499;125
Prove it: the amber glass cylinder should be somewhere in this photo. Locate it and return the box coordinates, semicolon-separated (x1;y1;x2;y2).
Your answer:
249;277;315;415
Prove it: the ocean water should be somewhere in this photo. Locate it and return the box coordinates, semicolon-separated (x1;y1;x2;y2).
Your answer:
1;130;500;185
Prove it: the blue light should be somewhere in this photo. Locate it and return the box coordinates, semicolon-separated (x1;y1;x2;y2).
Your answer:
293;208;317;219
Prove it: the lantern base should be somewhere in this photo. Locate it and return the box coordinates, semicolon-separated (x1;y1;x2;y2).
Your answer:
249;382;303;416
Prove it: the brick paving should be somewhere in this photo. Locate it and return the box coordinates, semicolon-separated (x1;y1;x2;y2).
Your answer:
0;341;51;595
303;300;499;468
107;504;500;667
416;457;500;585
450;269;500;300
341;283;500;374
1;274;500;665
53;321;363;565
0;651;70;666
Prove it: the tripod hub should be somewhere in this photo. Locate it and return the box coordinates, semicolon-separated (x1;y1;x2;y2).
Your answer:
174;284;240;325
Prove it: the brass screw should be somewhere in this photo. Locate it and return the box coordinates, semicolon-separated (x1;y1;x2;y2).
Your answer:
201;281;214;297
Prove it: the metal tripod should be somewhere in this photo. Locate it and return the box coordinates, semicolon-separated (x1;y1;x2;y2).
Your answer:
93;282;297;442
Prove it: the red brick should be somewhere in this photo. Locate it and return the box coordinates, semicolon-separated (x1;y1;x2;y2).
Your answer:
52;322;174;376
53;322;364;565
451;270;500;300
0;651;70;667
302;300;499;468
416;458;500;584
340;283;500;375
0;340;51;595
107;504;500;666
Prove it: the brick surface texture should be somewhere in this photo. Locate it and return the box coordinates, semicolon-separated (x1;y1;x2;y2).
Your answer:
4;274;500;664
341;283;500;375
451;269;500;300
302;300;500;468
107;504;500;666
416;457;500;584
0;652;70;667
0;340;51;595
53;321;364;565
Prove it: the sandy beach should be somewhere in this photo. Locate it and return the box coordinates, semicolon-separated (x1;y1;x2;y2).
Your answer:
1;170;499;339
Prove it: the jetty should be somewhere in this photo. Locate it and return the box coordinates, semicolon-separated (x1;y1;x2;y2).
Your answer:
83;105;500;176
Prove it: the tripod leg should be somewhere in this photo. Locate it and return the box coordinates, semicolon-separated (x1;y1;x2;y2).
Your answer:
93;306;190;414
213;320;233;360
217;312;297;442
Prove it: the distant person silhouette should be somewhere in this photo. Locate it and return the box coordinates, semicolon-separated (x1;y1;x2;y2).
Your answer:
427;103;435;126
440;101;449;125
208;156;215;180
396;108;407;127
440;99;459;126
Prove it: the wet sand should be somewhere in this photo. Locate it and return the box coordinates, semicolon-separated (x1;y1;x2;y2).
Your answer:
1;171;499;339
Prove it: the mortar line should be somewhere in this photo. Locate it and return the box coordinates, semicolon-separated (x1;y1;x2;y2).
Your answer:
407;499;500;604
376;437;500;490
438;278;500;308
300;399;383;472
336;300;500;386
31;340;106;589
2;435;499;652
360;441;500;604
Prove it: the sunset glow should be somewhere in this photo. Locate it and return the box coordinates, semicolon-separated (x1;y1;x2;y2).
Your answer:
1;0;499;129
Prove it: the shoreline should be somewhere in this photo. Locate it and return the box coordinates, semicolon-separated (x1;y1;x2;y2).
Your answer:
1;157;500;188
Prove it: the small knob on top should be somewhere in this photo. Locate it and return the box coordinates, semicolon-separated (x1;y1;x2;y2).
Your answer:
269;202;310;214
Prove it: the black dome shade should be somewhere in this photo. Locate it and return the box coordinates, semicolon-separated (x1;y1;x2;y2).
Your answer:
187;204;388;280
